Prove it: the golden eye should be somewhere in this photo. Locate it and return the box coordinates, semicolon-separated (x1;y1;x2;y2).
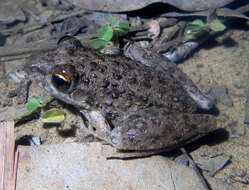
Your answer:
52;72;72;92
51;65;78;93
54;72;71;83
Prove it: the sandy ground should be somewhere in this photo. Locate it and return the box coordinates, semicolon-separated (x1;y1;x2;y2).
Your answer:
179;25;249;190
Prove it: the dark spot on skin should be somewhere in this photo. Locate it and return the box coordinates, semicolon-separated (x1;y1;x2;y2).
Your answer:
157;76;166;85
81;75;90;85
164;123;175;132
142;80;151;88
128;77;137;84
139;95;148;103
90;62;98;68
144;72;154;81
111;83;118;88
127;90;135;96
112;89;120;99
127;91;134;100
98;65;107;73
113;73;122;80
182;114;189;121
173;134;183;142
101;80;110;88
122;63;133;71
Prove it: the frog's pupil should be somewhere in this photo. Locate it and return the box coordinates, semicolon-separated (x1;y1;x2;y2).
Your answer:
52;73;71;92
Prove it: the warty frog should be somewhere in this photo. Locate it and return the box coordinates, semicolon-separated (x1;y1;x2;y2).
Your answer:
25;36;217;152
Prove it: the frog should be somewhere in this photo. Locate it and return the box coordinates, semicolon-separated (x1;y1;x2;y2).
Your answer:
25;36;217;155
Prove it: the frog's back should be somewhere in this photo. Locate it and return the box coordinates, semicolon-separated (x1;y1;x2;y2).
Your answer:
71;47;197;118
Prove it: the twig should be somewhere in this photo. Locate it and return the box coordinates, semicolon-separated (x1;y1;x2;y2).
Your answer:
180;148;212;190
0;40;57;58
2;10;87;36
0;54;31;62
0;34;94;58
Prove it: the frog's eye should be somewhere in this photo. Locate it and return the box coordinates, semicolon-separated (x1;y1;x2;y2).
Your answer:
51;65;78;93
52;72;74;92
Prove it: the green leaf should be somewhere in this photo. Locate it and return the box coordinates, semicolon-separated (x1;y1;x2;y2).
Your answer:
191;19;204;27
40;108;65;123
91;39;109;50
187;25;202;33
209;18;226;32
98;25;114;41
26;97;42;113
116;23;130;36
186;19;205;34
118;23;130;31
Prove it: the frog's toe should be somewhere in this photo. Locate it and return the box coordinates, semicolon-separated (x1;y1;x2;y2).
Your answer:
187;90;215;110
104;150;162;159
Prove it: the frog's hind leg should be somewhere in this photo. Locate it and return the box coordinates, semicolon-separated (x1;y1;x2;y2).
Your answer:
110;107;217;153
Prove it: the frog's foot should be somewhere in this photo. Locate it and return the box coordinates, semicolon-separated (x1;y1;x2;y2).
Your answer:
102;148;165;159
79;109;113;144
186;88;215;111
106;152;157;159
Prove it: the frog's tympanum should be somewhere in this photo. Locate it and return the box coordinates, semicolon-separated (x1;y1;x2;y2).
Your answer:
26;36;216;152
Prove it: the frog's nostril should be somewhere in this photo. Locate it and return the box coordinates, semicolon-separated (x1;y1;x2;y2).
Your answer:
57;35;83;55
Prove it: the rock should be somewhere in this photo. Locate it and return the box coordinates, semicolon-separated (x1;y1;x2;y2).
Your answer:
69;0;234;12
0;0;26;24
17;142;235;190
190;145;232;176
209;82;233;107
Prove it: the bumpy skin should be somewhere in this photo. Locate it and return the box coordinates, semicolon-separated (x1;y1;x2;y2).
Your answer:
26;36;216;151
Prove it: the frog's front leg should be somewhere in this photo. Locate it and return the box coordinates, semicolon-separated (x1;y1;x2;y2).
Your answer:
79;110;113;145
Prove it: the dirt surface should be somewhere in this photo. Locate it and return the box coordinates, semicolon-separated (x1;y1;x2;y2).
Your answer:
179;25;249;190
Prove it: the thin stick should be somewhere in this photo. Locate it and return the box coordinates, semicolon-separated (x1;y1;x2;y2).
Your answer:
2;10;87;36
12;151;19;190
180;148;212;190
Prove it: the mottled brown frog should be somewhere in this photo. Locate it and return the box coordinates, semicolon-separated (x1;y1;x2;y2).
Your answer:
25;36;216;152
